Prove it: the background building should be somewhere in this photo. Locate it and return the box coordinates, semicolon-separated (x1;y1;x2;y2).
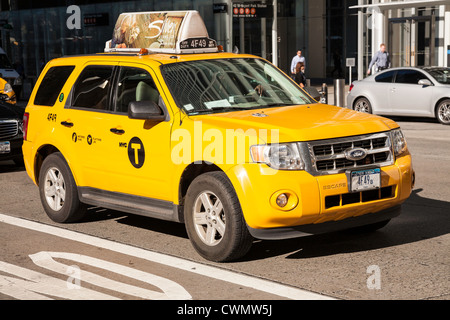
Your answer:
0;0;449;97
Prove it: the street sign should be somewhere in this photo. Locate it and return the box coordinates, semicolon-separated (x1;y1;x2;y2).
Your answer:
346;58;356;90
346;58;355;67
232;2;273;18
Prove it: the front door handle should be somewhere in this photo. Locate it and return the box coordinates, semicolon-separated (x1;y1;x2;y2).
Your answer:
110;128;125;134
60;121;74;128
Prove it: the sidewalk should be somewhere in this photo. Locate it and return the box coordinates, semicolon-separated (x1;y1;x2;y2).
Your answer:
311;82;350;107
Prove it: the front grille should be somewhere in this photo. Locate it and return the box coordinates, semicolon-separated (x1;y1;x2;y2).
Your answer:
0;120;19;140
325;186;395;209
306;132;393;175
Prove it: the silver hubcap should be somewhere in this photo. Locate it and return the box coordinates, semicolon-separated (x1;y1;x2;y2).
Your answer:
355;99;370;113
193;191;226;246
438;102;450;124
44;167;66;211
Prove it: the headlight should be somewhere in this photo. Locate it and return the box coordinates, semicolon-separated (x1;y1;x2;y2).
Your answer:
391;128;407;156
4;83;12;93
250;142;305;170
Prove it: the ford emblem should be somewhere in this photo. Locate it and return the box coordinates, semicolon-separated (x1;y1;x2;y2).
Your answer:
344;147;368;161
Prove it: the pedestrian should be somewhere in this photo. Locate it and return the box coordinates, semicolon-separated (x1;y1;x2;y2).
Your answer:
367;43;391;75
290;50;305;79
294;62;306;88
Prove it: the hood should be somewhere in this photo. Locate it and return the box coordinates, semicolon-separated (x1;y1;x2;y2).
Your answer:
189;104;398;143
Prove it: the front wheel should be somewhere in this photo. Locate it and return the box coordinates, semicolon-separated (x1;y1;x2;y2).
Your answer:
184;172;253;262
354;97;372;114
39;152;87;223
436;99;450;125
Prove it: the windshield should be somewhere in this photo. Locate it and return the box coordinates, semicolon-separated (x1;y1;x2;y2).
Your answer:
426;67;450;85
161;58;315;115
0;54;13;69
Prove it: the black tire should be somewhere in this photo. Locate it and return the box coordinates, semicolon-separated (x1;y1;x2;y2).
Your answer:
354;97;373;114
184;172;253;262
38;152;87;223
344;219;391;234
435;99;450;125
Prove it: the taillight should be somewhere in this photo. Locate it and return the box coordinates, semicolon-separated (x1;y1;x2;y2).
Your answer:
349;83;354;92
23;112;29;141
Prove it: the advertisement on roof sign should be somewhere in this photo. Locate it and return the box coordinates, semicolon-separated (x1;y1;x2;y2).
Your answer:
111;12;186;49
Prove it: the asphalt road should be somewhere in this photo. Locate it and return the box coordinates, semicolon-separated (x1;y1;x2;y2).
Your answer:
0;116;449;300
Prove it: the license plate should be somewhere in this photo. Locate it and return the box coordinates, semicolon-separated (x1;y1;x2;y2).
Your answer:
0;141;11;154
349;168;381;192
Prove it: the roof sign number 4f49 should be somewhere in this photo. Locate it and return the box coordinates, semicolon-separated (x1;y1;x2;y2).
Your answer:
179;37;216;50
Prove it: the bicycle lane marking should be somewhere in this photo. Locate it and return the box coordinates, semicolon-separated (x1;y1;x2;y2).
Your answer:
0;213;335;300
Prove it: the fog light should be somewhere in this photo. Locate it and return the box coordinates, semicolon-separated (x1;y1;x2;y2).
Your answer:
276;193;288;207
270;190;299;211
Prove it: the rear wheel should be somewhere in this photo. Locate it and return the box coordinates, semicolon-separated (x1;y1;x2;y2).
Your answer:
436;99;450;125
354;97;372;114
39;152;87;223
184;172;253;262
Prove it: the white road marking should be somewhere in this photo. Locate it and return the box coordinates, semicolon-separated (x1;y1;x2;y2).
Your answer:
30;251;191;300
0;213;335;300
0;260;119;300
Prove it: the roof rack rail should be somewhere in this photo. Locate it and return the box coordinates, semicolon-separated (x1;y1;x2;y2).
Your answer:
104;10;218;55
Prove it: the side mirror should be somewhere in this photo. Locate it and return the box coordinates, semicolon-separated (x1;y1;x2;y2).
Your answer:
128;100;166;121
418;79;432;86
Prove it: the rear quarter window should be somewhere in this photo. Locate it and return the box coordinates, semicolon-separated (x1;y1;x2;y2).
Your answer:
34;66;75;106
375;70;395;83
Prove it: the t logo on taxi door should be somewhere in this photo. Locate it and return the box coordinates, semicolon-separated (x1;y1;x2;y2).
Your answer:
128;137;145;168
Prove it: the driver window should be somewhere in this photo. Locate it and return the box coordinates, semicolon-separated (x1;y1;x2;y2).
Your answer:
115;67;160;114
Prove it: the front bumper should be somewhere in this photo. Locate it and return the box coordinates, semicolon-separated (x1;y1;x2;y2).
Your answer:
226;152;413;239
248;205;401;240
0;135;23;161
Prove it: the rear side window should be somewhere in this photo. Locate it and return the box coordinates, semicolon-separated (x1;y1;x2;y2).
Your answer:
71;65;114;111
34;66;75;106
375;70;395;83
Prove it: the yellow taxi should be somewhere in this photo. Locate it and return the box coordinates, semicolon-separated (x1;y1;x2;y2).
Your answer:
22;11;414;262
0;76;16;104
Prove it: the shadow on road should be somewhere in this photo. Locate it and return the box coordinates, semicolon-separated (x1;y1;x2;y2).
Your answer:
384;115;439;125
243;188;449;261
85;187;449;262
0;161;25;173
80;207;189;239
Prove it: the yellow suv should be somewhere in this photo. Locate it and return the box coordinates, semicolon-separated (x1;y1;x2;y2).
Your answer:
23;11;414;262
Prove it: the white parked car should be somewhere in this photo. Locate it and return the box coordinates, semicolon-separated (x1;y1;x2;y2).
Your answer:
347;67;450;125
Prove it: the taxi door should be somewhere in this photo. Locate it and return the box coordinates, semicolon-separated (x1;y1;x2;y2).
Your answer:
60;61;120;189
105;62;174;202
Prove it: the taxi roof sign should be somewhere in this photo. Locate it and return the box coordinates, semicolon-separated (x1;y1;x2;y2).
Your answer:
105;10;218;54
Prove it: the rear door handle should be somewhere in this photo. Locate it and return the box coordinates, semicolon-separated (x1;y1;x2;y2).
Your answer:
60;121;74;128
110;128;125;134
